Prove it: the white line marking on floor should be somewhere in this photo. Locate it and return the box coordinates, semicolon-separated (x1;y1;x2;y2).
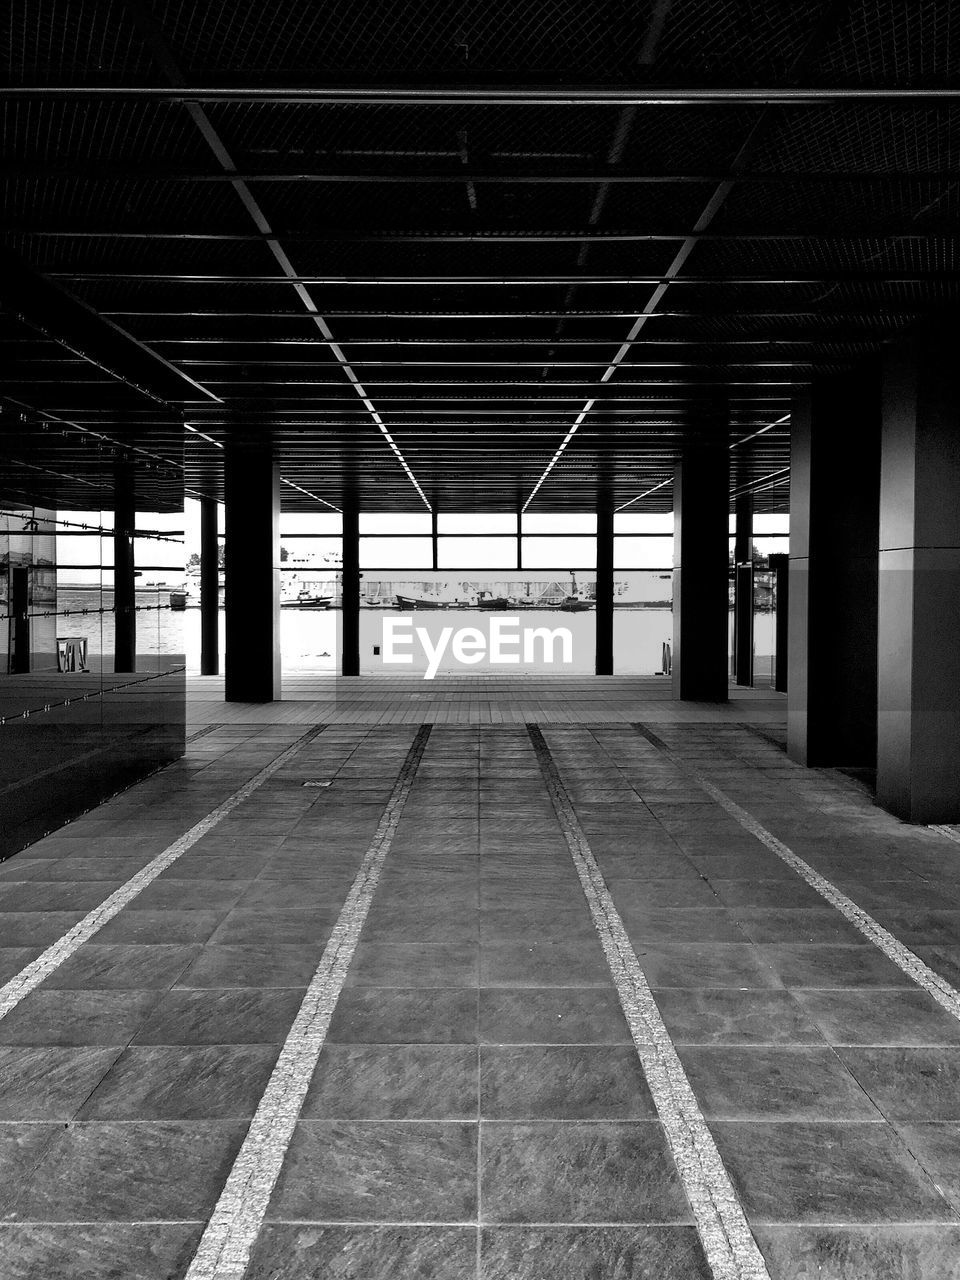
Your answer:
528;725;770;1280
930;824;960;846
632;723;960;1023
183;724;431;1280
0;725;327;1023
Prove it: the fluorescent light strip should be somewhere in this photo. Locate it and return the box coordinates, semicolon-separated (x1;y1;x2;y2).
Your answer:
730;413;790;450
615;477;672;513
612;411;792;514
521;399;595;512
185;424;340;512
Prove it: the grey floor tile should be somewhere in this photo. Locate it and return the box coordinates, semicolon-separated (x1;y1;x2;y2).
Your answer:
709;880;826;909
133;987;304;1045
346;942;479;987
268;1121;477;1222
620;907;747;944
176;942;325;989
732;908;867;945
752;1225;960;1280
94;909;227;945
327;987;478;1044
44;944;201;991
481;1121;691;1224
0;1046;121;1120
235;879;354;911
651;988;824;1046
479;988;630;1045
247;1225;476;1280
0;1124;60;1217
629;942;782;990
677;1046;879;1120
480;1226;710;1279
132;879;250;911
0;912;85;945
837;1048;960;1120
793;989;960;1046
77;1043;280;1119
303;1044;478;1119
479;940;610;987
0;949;41;984
0;1224;205;1280
756;944;913;990
710;1121;954;1222
481;1046;654;1120
0;882;117;912
0;989;162;1046
207;907;338;945
9;1120;247;1220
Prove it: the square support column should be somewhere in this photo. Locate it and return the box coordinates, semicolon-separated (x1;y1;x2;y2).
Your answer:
787;370;880;766
224;430;280;702
113;480;136;673
769;552;789;693
199;496;220;677
733;494;754;686
877;336;960;822
341;501;360;677
672;439;729;701
595;501;614;675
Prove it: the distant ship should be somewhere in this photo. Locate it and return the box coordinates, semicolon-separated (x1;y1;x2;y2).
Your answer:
476;591;511;611
282;589;331;609
558;571;593;612
395;590;446;610
559;595;592;612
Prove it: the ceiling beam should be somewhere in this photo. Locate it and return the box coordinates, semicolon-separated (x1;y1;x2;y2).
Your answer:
122;0;431;510
4;164;955;183
5;83;960;104
43;271;960;284
14;228;960;241
0;247;221;407
520;0;856;509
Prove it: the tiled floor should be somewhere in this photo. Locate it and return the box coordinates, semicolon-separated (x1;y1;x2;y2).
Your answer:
2;683;960;1278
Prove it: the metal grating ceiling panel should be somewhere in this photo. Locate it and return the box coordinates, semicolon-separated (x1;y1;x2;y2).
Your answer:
2;1;960;512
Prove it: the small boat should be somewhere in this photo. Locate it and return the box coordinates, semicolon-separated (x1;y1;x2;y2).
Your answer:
559;570;593;612
169;590;188;611
282;590;331;609
395;591;445;610
476;592;511;611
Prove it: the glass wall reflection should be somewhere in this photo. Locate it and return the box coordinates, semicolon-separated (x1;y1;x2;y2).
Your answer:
0;433;185;861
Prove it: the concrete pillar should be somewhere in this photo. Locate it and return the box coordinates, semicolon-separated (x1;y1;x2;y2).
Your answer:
733;494;754;686
199;496;219;676
113;482;136;673
787;369;880;766
595;501;614;675
734;493;753;565
224;429;280;702
769;552;789;693
341;500;360;677
672;438;729;701
877;335;960;822
733;562;754;687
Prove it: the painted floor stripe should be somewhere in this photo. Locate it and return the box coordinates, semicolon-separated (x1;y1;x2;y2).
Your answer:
184;724;431;1280
0;724;327;1023
527;725;770;1280
930;823;960;846
632;723;960;1023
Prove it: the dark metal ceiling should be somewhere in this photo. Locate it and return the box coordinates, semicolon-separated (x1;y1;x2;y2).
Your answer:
2;0;958;514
